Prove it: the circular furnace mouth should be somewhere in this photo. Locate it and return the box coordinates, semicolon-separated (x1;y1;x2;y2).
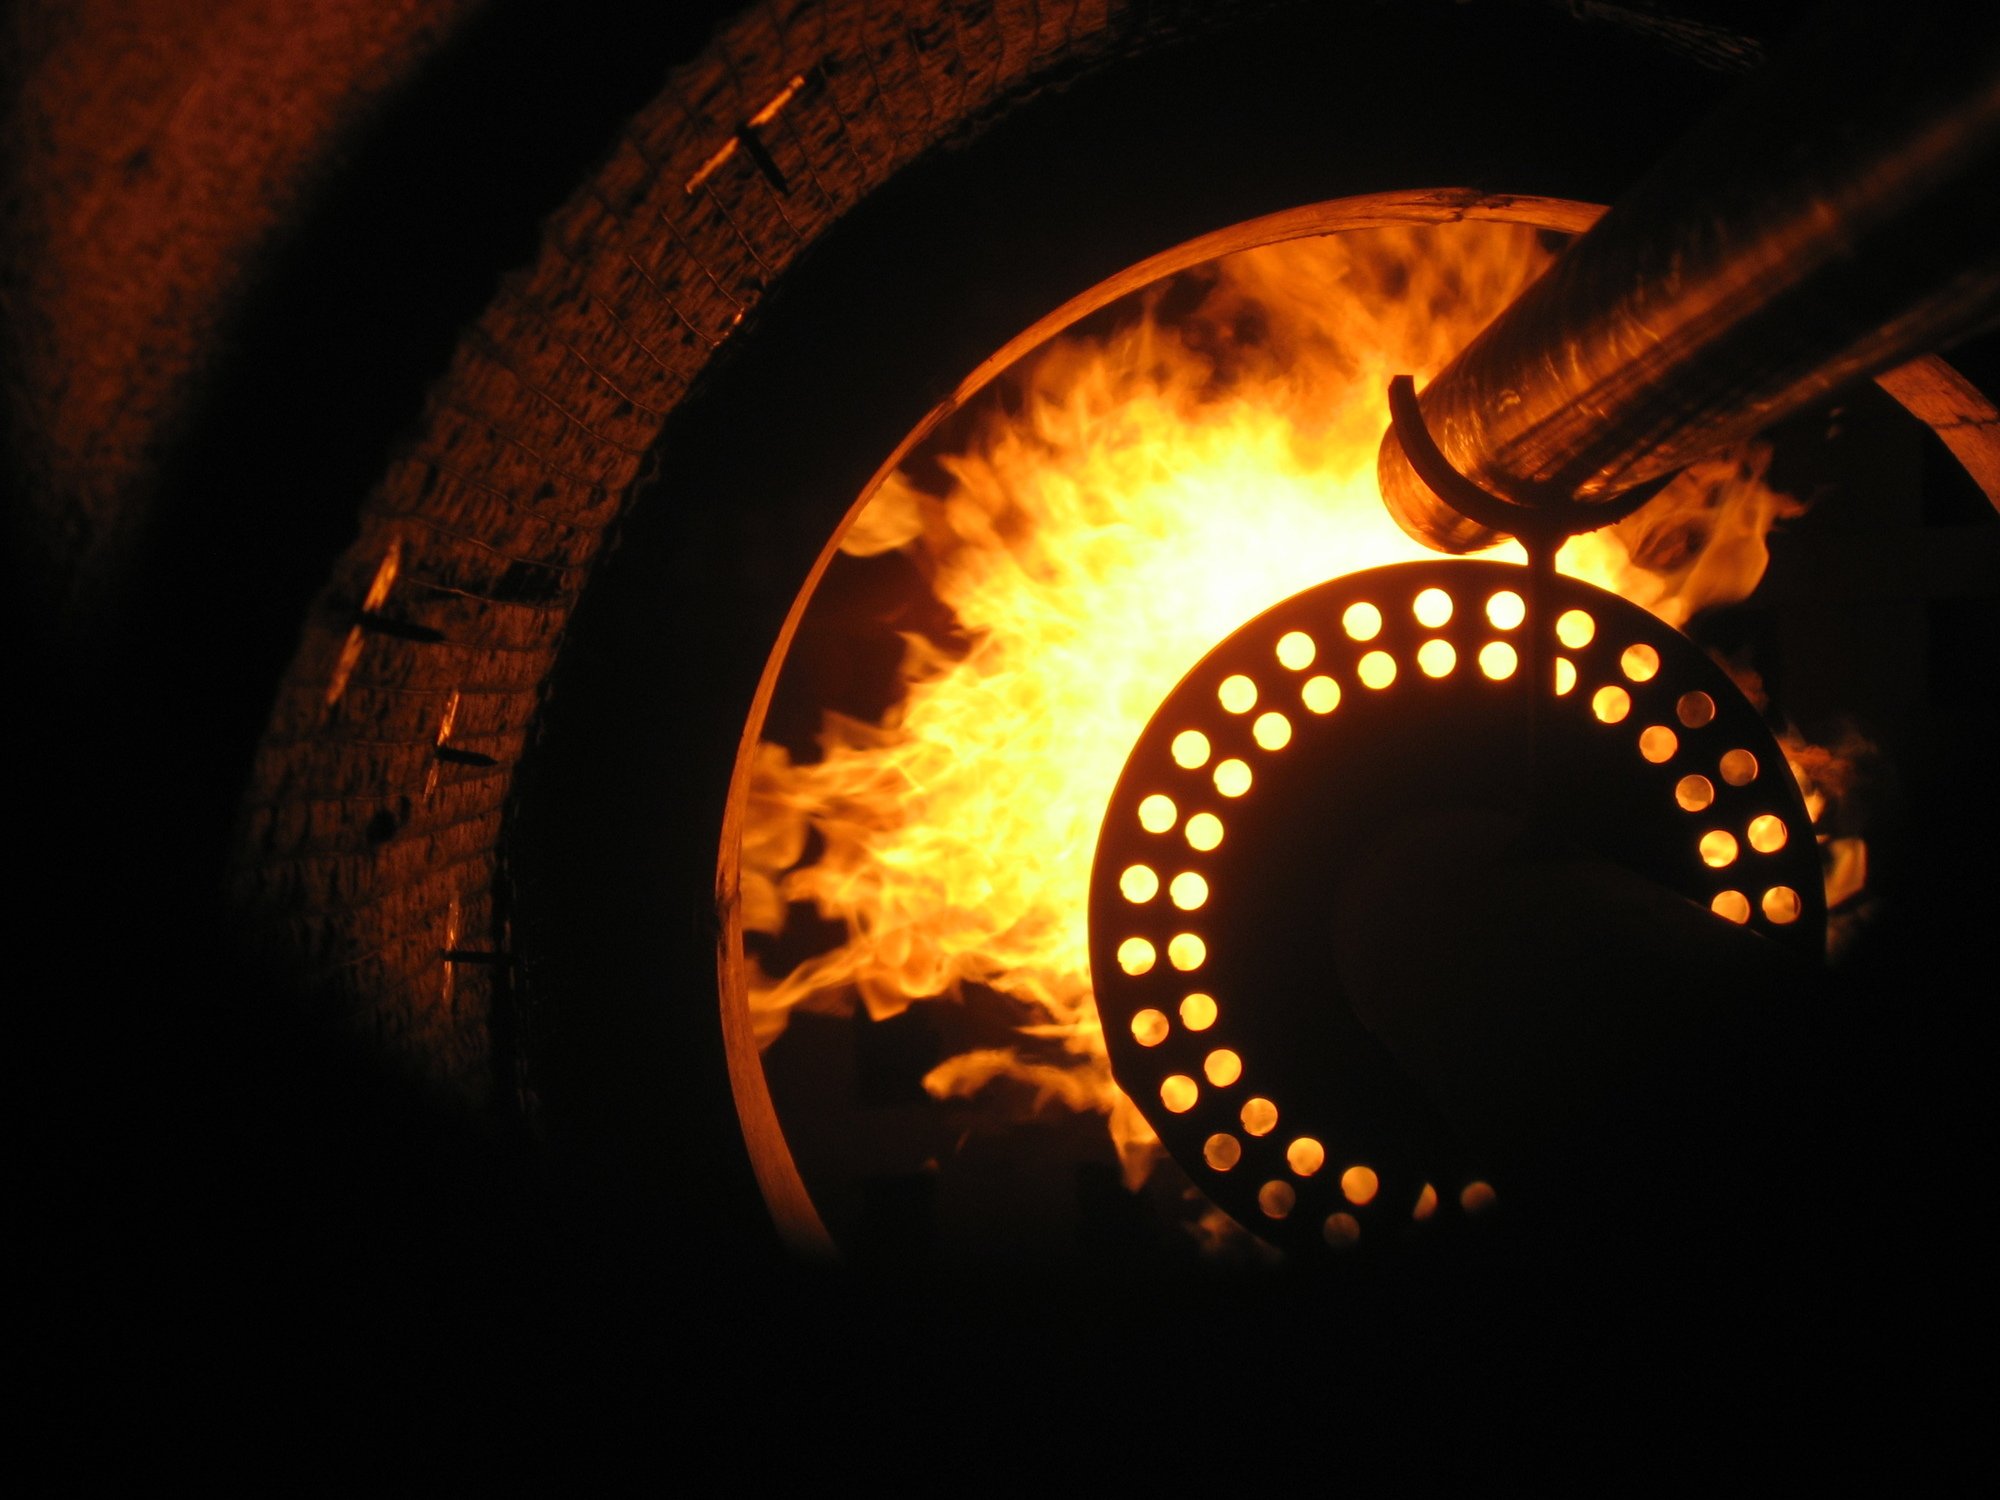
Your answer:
1088;558;1824;1257
715;190;1983;1265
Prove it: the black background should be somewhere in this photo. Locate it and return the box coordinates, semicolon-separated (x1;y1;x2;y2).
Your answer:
29;0;1998;1479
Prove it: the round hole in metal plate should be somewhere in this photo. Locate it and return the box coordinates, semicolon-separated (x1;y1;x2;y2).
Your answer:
1556;609;1595;649
1218;674;1258;714
1203;1133;1242;1171
1413;588;1453;628
1259;1181;1297;1219
1358;651;1397;689
1763;885;1802;924
1639;725;1678;763
1119;864;1158;903
1275;631;1316;671
1677;690;1716;728
1340;1164;1380;1206
1479;641;1518;680
1748;814;1788;853
1167;933;1207;971
1301;675;1340;714
1252;711;1292;750
1130;1008;1169;1046
1323;1212;1361;1248
1621;643;1661;682
1117;937;1156;975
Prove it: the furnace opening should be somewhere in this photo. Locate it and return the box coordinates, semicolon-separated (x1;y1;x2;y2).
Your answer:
718;198;1937;1263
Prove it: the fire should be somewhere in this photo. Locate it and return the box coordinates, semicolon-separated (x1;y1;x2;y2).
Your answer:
741;221;1859;1191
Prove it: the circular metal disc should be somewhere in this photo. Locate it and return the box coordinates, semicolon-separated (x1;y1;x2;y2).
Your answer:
1088;560;1824;1257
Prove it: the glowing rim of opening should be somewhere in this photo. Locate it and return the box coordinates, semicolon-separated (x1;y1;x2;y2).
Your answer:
710;188;2000;1258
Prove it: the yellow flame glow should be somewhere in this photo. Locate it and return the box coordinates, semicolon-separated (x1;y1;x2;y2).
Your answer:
741;221;1849;1190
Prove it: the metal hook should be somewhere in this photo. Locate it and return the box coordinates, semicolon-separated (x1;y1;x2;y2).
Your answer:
1386;375;1676;551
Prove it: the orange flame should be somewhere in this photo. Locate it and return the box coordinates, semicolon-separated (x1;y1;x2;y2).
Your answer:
742;222;1855;1190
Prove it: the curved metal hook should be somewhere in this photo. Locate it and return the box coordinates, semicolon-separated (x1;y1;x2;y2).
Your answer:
1387;375;1677;546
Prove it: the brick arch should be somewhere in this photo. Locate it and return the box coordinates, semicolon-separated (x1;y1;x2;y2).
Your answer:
231;2;1263;1113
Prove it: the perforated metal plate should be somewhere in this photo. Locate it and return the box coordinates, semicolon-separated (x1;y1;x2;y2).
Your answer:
1088;560;1825;1257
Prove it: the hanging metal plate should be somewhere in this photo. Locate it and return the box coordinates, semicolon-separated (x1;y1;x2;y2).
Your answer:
1088;559;1824;1258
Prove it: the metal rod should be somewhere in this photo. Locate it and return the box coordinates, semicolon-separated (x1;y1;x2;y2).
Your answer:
1378;3;2000;553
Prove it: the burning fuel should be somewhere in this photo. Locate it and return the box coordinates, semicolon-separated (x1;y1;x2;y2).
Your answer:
740;222;1867;1190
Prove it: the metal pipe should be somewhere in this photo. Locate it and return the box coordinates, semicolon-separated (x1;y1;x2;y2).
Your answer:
1378;3;2000;552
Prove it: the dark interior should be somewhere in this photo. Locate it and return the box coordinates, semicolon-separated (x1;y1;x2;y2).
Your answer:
17;0;1998;1473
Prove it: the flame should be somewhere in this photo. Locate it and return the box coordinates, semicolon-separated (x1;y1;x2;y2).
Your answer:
1561;441;1805;629
741;221;1855;1192
1781;722;1879;954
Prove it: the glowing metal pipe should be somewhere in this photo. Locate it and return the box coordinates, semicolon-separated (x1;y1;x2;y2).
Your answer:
1379;3;2000;552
